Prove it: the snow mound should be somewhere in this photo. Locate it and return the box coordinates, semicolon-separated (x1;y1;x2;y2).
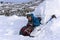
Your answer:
0;0;60;40
0;15;28;35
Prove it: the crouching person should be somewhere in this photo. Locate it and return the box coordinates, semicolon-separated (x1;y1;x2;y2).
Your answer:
27;14;41;28
19;14;41;36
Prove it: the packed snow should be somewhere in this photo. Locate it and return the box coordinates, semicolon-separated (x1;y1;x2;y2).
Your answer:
0;15;28;35
0;0;60;40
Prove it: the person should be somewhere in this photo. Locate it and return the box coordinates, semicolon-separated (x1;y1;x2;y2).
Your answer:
19;14;41;36
27;14;41;28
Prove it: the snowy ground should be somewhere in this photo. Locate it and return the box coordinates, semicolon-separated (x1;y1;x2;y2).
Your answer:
0;0;60;40
0;15;28;35
0;15;60;40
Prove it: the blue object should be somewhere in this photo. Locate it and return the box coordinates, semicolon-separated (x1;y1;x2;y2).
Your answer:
30;14;41;27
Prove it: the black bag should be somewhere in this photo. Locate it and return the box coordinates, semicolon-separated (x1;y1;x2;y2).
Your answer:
19;25;34;36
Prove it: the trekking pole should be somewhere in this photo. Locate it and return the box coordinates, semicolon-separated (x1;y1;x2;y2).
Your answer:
46;15;56;24
35;15;57;37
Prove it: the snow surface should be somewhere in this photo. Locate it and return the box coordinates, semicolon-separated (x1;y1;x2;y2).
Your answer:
0;15;28;35
0;0;60;40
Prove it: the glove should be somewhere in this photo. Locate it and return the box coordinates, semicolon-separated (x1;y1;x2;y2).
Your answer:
27;23;33;27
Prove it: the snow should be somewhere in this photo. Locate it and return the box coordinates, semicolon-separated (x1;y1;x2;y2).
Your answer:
0;15;28;35
0;0;60;40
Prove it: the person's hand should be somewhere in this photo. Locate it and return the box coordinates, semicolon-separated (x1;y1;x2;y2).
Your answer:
29;24;33;26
